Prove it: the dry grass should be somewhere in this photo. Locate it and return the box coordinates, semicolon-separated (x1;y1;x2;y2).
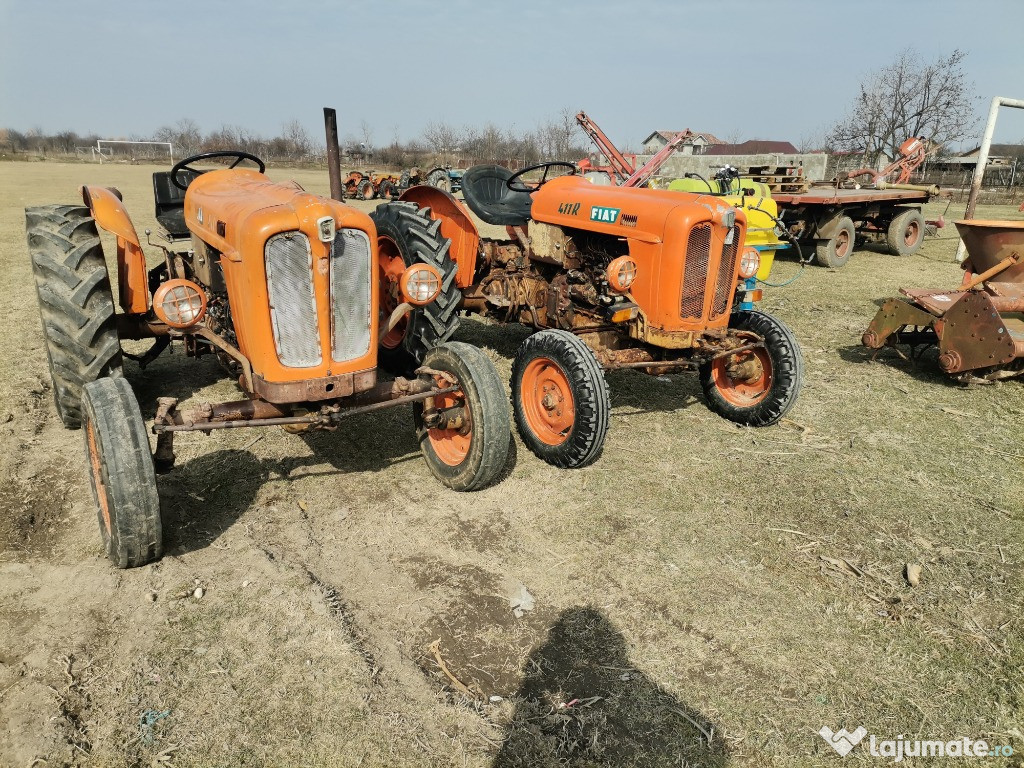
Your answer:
0;160;1020;767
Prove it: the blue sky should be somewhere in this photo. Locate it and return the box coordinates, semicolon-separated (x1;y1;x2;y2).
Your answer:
2;0;1023;150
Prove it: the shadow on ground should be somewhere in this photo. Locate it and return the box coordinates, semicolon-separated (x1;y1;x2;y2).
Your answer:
493;607;727;768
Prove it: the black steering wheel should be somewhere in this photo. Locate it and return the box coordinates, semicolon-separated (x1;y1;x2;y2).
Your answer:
170;151;266;190
506;161;577;193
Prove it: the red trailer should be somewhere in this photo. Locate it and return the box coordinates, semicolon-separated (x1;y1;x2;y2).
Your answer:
773;183;939;268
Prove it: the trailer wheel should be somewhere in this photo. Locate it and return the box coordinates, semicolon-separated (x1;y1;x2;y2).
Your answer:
511;329;610;468
886;208;925;256
82;377;162;568
25;204;123;429
815;216;855;268
414;342;510;491
371;202;461;374
700;310;802;427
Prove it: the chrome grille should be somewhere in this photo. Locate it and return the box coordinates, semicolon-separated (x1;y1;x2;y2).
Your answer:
681;223;711;319
330;228;372;362
265;232;321;367
711;225;740;318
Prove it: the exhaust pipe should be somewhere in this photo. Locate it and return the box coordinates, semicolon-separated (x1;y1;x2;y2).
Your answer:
323;107;344;202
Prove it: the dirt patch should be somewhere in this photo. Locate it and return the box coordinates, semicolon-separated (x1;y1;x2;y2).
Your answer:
0;466;76;557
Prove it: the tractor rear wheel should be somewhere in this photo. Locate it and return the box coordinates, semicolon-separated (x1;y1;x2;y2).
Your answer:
700;310;802;427
414;342;510;491
426;168;451;193
25;204;123;429
815;216;855;268
378;179;395;200
371;202;460;374
82;377;162;568
886;208;925;256
511;329;610;468
358;179;375;200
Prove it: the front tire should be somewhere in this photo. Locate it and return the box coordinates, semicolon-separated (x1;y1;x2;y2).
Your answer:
511;329;610;468
815;216;855;268
414;343;510;491
371;202;461;374
700;310;802;427
25;204;123;429
886;208;925;256
82;377;162;568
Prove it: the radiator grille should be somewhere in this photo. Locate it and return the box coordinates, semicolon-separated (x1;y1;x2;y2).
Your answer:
680;223;711;319
711;225;741;318
265;232;322;367
330;228;372;362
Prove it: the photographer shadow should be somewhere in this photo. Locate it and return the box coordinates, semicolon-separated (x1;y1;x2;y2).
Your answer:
494;607;728;768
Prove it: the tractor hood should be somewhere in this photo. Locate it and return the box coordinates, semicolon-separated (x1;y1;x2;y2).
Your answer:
531;175;745;241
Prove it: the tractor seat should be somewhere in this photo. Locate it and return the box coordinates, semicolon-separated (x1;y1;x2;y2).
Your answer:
460;165;533;227
152;170;201;239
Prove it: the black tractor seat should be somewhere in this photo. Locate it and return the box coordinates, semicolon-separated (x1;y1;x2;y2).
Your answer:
152;169;202;239
460;165;533;227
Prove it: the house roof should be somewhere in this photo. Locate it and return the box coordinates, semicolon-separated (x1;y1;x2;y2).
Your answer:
642;130;723;145
706;140;799;156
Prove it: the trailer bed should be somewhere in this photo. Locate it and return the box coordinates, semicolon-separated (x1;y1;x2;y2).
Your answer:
772;185;929;206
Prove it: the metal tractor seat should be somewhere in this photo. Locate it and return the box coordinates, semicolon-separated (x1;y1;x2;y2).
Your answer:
152;169;201;239
460;165;533;226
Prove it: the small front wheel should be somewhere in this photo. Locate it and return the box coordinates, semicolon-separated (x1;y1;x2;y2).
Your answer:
81;377;162;568
414;343;510;491
700;310;802;427
511;329;610;468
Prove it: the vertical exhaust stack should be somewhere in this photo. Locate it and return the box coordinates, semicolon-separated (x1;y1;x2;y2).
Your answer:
324;107;344;202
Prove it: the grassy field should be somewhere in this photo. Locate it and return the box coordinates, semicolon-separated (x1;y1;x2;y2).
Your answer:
0;160;1020;767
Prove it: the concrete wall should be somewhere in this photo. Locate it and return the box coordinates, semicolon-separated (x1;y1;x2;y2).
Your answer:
642;152;829;182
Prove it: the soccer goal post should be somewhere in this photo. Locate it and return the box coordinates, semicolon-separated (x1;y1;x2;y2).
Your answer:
95;140;173;164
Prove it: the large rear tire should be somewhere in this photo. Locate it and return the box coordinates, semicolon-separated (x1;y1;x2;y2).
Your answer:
82;377;162;568
414;342;510;491
371;202;461;374
25;204;123;429
815;216;855;268
511;329;610;468
886;208;925;256
699;310;802;427
426;168;451;193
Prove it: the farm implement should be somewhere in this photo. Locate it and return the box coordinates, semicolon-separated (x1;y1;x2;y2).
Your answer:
23;108;511;568
862;219;1024;382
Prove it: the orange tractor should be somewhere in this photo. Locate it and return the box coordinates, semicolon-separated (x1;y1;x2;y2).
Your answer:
25;111;511;569
370;161;803;468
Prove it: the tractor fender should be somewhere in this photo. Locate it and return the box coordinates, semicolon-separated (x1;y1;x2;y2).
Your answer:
80;185;149;314
399;185;479;289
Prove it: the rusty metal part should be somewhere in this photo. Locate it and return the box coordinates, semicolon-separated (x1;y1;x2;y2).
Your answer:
154;385;460;434
251;368;376;404
963;250;1023;291
324;108;344;202
192;326;255;393
153;397;178;473
862;298;937;349
934;292;1016;372
380;302;414;342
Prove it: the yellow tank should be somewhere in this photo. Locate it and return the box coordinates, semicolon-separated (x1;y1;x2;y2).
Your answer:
667;178;782;281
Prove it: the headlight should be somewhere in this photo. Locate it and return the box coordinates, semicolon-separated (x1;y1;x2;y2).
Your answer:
738;247;760;279
400;263;442;305
606;255;638;293
153;278;207;328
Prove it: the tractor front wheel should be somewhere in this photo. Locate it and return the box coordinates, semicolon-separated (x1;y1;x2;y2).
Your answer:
700;310;802;427
511;329;610;468
371;202;461;374
414;342;510;491
25;205;123;428
82;377;162;568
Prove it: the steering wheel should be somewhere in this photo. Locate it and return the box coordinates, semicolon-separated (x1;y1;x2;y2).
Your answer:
170;151;266;190
506;161;577;193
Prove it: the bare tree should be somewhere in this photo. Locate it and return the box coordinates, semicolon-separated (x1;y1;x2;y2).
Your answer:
828;49;975;160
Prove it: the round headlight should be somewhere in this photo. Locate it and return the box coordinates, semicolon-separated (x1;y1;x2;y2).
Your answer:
606;256;638;293
738;247;760;279
400;263;442;306
153;279;207;329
